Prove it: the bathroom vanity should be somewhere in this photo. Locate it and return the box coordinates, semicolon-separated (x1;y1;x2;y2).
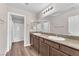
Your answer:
30;32;79;56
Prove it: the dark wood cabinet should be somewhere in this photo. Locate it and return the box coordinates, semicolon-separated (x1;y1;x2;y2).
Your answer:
50;47;68;56
39;38;49;56
33;36;39;53
30;33;34;47
45;40;59;49
30;33;79;56
60;45;79;56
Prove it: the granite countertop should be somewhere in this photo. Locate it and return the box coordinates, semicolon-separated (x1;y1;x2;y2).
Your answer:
32;33;79;50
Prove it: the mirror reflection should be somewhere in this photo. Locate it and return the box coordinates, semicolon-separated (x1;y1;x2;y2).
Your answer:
31;3;79;36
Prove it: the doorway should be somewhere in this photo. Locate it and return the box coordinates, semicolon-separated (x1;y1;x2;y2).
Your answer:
7;12;26;51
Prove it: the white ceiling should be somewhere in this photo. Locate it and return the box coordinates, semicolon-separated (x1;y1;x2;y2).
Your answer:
6;3;50;14
50;3;79;16
6;3;79;17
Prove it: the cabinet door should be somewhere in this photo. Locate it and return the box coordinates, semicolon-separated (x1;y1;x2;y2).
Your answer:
33;36;39;52
30;34;34;47
40;42;49;56
50;47;68;56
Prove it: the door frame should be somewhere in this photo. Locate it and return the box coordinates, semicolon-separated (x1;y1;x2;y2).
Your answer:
7;12;26;51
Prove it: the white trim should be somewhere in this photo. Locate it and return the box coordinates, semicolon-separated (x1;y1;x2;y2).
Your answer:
24;44;31;47
4;49;9;56
7;12;11;52
7;12;8;51
7;12;26;52
8;12;25;17
24;15;27;46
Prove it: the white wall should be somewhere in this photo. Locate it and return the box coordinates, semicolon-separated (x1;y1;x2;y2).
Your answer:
0;4;8;55
0;4;36;55
13;23;24;42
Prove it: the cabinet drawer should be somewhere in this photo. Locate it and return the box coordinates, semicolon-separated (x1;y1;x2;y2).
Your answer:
45;40;59;49
60;45;79;56
50;47;68;56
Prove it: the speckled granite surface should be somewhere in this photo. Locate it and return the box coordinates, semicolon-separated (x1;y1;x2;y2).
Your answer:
32;32;79;50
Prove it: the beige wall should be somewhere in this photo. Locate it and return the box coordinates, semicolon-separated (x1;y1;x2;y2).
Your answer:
0;4;8;55
0;4;36;55
45;8;79;35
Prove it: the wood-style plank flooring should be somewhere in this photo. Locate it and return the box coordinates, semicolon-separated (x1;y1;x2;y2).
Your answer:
6;41;39;56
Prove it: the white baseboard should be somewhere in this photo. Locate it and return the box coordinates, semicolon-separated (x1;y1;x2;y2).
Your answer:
4;48;11;56
0;49;9;56
4;50;8;56
4;47;12;56
24;44;31;47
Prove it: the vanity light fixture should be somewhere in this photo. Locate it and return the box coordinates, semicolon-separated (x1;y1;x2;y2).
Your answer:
48;9;50;11
24;3;29;5
41;6;53;15
50;6;53;10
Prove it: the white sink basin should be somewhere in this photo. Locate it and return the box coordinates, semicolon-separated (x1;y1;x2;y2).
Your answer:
48;36;66;41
